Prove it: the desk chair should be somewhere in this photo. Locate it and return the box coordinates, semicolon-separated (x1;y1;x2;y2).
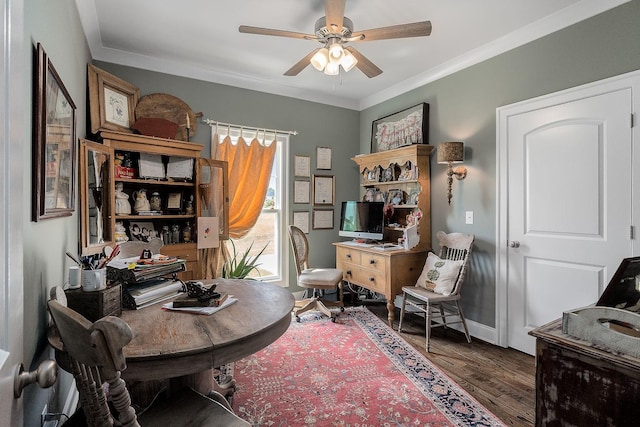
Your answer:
288;225;344;322
398;231;475;352
47;287;249;427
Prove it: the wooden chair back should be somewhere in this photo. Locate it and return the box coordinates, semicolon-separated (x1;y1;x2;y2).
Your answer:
48;287;139;427
288;225;310;276
435;231;475;296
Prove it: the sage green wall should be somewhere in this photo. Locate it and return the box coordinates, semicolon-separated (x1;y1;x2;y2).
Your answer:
93;61;361;293
360;0;640;327
22;0;91;424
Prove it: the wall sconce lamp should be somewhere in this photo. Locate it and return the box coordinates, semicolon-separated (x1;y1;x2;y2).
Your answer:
437;141;467;205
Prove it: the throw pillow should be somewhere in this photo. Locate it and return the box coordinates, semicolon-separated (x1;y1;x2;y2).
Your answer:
415;252;464;296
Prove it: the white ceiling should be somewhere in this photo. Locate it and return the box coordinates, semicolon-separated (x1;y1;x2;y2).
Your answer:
74;0;627;111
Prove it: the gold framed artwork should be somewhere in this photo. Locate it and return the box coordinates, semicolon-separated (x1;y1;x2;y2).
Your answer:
88;64;140;134
293;211;310;234
313;175;334;206
294;155;310;177
312;209;334;230
33;43;77;221
294;180;310;204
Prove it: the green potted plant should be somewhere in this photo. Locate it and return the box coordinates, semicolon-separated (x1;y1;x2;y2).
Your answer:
222;240;269;279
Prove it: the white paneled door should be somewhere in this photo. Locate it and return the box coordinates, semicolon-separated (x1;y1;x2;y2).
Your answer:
502;85;633;355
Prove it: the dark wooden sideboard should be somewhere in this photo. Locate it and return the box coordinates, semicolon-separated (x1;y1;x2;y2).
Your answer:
530;319;640;426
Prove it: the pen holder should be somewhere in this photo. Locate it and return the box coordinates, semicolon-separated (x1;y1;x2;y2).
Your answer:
82;268;107;292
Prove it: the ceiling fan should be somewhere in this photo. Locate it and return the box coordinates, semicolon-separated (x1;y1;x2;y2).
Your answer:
239;0;432;78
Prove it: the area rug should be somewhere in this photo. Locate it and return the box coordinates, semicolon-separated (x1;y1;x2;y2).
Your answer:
231;307;506;426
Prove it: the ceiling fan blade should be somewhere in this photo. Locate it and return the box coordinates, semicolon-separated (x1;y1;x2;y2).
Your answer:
284;48;321;76
352;21;432;41
325;0;345;32
345;47;382;78
239;25;316;40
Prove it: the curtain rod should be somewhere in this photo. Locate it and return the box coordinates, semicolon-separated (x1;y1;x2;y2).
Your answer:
203;118;298;136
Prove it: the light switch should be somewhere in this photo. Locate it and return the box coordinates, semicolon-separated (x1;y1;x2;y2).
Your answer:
465;211;474;225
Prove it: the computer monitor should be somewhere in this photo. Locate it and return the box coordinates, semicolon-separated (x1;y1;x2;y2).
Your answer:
338;201;384;241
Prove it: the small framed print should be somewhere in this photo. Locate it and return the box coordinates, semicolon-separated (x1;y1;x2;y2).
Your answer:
294;180;310;204
166;192;182;211
88;64;140;134
363;188;376;202
294;155;310;177
312;209;334;230
313;175;334;206
316;147;332;170
293;211;310;234
387;189;405;205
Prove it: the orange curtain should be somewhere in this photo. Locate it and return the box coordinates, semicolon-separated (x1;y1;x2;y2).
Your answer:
213;133;277;239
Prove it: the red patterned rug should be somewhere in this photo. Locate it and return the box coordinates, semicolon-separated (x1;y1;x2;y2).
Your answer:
231;307;506;426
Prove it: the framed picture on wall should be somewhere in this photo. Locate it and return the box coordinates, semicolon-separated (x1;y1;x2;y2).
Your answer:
371;103;429;152
294;155;310;177
313;175;334;206
316;147;332;170
88;64;140;134
293;211;310;234
32;43;77;221
294;180;310;204
312;209;334;230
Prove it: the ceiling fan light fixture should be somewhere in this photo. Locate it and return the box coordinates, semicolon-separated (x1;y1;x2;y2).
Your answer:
328;40;344;62
324;61;340;75
310;48;329;71
341;49;357;72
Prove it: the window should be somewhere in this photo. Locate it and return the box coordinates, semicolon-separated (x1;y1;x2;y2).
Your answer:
218;129;289;285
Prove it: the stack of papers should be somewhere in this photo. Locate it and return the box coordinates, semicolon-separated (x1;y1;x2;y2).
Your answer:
162;296;238;315
122;278;183;309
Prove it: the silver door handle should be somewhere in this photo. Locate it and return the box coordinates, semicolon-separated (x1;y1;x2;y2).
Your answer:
508;241;520;248
14;360;57;398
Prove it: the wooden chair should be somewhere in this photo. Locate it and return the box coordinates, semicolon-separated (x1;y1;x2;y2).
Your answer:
398;231;475;351
288;225;344;322
47;287;249;427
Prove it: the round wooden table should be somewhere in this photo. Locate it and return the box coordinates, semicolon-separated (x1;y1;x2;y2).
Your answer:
50;279;294;397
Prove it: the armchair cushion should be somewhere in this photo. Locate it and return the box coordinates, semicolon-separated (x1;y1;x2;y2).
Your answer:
415;252;464;296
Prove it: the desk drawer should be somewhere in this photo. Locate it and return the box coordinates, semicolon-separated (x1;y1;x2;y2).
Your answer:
359;253;387;273
337;247;361;265
343;266;385;294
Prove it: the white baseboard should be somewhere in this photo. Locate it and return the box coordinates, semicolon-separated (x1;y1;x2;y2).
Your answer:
61;382;79;422
392;295;502;347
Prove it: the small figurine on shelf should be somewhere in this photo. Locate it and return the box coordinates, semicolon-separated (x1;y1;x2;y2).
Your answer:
161;225;170;245
114;221;129;243
171;224;180;244
115;182;131;215
133;189;150;213
182;223;192;243
149;192;162;211
185;195;194;215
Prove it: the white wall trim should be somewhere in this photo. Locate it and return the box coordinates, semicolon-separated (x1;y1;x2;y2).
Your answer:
74;0;629;111
495;68;640;348
62;382;79;420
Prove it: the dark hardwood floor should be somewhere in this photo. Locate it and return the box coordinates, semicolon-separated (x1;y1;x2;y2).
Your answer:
361;300;536;427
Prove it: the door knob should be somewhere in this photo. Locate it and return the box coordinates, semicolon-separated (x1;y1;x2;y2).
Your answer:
14;360;58;398
508;241;520;248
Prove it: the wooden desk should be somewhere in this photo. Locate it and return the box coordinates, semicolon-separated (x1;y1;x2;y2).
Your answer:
50;279;294;393
334;242;425;326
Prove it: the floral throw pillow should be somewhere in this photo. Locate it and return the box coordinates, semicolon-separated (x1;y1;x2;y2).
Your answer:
415;252;464;296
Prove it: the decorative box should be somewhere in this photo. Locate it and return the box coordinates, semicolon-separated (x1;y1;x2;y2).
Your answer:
115;165;135;179
64;283;122;322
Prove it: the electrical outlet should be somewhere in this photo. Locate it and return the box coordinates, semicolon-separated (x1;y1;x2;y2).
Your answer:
465;211;474;225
